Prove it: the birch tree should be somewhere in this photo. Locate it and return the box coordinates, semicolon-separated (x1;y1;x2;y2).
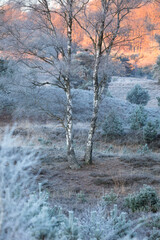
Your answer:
0;2;10;49
7;0;88;169
0;5;5;43
75;0;148;164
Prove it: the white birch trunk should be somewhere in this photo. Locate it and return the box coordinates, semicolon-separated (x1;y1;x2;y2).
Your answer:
85;51;101;164
65;85;80;169
65;1;80;169
85;2;106;164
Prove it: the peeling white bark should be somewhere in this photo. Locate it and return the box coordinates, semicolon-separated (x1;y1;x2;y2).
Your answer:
85;1;106;164
65;3;80;169
85;51;101;164
65;84;80;169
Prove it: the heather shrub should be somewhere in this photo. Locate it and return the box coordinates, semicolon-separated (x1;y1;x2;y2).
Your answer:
2;128;160;240
0;59;14;77
76;191;87;203
109;205;129;238
130;105;147;130
102;111;124;138
24;191;63;240
126;84;150;105
27;189;80;240
38;138;52;146
153;55;160;84
145;215;160;240
0;127;39;240
147;215;160;229
103;190;118;205
106;90;113;98
0;78;16;115
125;185;160;213
60;211;80;240
0;94;16;114
0;59;8;76
0;128;80;240
137;144;151;155
79;204;130;240
143;121;158;143
148;229;160;240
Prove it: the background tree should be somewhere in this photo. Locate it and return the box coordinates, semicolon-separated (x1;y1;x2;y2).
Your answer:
0;2;10;49
153;54;160;83
75;0;148;164
126;84;150;105
7;0;88;169
0;3;6;43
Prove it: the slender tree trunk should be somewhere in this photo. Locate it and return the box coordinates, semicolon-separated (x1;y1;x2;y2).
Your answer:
84;1;106;164
85;51;101;164
65;85;80;169
65;1;80;169
84;89;99;164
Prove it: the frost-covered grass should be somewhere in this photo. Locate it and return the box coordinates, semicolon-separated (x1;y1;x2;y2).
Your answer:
0;129;132;240
1;68;160;130
0;127;39;240
1;129;160;239
109;77;160;108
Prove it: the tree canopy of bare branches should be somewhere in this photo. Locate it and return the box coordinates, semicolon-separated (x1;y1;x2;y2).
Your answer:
73;0;149;164
1;0;150;167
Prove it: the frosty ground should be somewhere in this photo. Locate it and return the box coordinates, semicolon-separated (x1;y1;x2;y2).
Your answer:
0;76;160;240
1;76;160;207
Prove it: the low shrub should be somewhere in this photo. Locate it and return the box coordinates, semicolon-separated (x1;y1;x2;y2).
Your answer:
130;105;147;130
148;229;160;240
0;59;8;76
125;185;160;213
76;191;87;203
80;204;130;240
102;111;124;138
3;129;160;240
153;55;160;84
103;190;118;205
126;84;150;105
137;144;151;155
147;216;160;230
0;128;132;240
0;59;14;77
143;121;158;143
157;97;160;106
0;127;39;240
